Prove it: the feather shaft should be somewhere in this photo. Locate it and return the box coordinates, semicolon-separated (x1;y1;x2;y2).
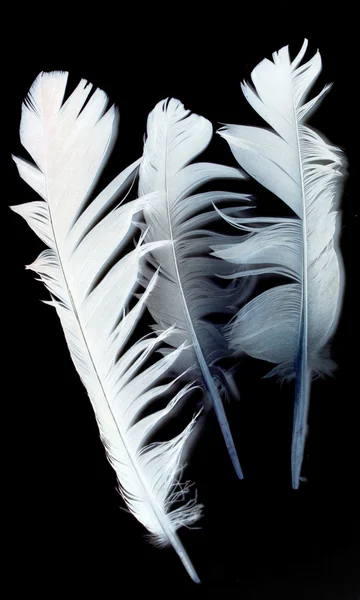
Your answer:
166;187;243;479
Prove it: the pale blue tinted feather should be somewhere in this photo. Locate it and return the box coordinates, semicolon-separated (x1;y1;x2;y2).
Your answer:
212;40;345;488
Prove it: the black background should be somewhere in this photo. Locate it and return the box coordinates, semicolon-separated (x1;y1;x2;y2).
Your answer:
5;5;358;597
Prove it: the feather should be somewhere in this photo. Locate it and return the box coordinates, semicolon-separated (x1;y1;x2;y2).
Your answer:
11;72;202;582
138;98;249;479
211;40;345;488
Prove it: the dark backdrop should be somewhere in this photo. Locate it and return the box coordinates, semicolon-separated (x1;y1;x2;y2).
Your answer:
5;5;358;597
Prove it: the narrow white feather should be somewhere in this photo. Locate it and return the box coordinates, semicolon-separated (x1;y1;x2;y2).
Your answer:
138;98;250;479
11;72;202;582
212;40;345;488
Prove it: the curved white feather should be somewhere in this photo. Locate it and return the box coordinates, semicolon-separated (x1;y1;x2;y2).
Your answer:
212;41;345;488
11;72;202;582
138;98;249;479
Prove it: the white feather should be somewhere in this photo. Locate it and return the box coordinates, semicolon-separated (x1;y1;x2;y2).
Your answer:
11;72;202;582
211;40;345;488
138;98;249;479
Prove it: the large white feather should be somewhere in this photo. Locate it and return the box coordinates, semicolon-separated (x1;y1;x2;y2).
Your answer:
138;98;249;479
211;40;345;488
11;72;202;582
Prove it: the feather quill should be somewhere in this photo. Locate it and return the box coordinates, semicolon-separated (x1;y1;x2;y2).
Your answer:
11;72;202;582
138;98;249;478
212;40;345;488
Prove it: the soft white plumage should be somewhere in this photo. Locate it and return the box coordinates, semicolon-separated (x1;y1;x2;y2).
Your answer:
212;40;345;488
138;98;249;479
11;72;202;582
